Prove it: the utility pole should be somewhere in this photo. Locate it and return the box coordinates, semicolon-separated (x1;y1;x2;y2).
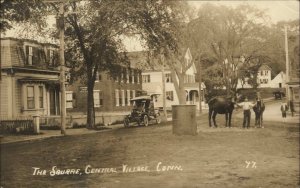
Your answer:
44;0;67;135
161;54;167;119
58;2;66;135
198;59;202;114
284;25;290;103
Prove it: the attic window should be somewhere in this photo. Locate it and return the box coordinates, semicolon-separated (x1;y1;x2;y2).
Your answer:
25;46;33;65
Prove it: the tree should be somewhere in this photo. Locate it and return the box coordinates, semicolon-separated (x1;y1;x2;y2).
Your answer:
184;3;273;97
0;0;47;32
49;0;185;129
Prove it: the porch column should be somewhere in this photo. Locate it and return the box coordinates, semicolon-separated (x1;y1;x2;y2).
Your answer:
22;84;27;111
186;89;190;104
7;76;13;118
46;88;50;115
55;89;59;115
34;85;39;112
43;85;47;115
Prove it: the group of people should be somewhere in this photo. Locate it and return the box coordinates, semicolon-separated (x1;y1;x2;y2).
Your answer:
237;97;292;128
237;97;264;129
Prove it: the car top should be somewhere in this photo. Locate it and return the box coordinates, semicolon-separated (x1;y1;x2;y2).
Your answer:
130;95;152;101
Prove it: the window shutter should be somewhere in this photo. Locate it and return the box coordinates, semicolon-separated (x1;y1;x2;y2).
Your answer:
72;93;77;108
25;46;29;64
46;49;50;64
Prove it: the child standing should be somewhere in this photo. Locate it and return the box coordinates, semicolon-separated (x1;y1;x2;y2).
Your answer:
280;101;288;123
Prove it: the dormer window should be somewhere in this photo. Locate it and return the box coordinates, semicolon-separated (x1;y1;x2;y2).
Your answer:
49;49;54;66
25;46;33;65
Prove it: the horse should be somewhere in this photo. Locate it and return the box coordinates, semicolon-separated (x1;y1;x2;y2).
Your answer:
208;96;235;128
253;100;265;128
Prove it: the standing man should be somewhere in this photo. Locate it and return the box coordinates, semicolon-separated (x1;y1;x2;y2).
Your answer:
289;100;295;117
281;101;289;123
237;97;255;129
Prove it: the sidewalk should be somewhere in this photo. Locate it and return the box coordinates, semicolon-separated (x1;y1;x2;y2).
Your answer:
0;124;124;144
0;116;177;144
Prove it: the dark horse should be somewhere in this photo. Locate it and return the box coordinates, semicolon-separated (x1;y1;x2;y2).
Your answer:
208;96;235;128
253;100;265;128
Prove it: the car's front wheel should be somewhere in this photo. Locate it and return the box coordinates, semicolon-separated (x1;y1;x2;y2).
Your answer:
124;117;130;128
156;114;161;124
143;115;149;126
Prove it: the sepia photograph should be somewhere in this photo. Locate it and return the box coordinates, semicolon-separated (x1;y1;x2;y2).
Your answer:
0;0;299;187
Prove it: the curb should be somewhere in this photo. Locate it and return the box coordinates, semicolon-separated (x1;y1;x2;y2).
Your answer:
0;125;121;145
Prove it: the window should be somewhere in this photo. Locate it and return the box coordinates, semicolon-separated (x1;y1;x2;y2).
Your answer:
126;70;129;83
48;49;55;66
165;73;172;83
133;70;136;83
129;70;132;83
99;91;103;106
125;90;128;106
121;72;124;83
142;75;151;83
121;90;125;106
137;72;140;83
166;91;174;101
94;90;103;107
127;90;130;106
95;71;100;82
66;91;73;108
27;86;35;109
115;89;119;106
39;86;43;108
130;90;136;102
26;46;33;65
264;79;268;84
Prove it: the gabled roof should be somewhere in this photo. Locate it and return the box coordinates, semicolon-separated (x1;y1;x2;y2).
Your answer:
258;64;272;71
184;48;197;74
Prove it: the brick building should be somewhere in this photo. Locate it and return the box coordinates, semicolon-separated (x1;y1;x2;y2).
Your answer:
66;69;143;114
65;52;144;115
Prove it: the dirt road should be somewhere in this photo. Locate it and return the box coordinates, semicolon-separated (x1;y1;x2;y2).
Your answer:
1;114;299;188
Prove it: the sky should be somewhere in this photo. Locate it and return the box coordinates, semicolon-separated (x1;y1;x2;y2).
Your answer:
4;1;299;51
126;0;300;51
188;0;299;23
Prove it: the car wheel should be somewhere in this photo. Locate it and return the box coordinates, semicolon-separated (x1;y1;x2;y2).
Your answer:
156;114;161;124
124;118;130;128
143;115;149;126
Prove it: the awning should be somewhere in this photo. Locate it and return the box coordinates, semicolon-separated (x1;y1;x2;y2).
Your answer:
18;77;60;84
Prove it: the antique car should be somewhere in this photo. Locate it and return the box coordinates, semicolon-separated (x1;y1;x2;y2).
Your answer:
273;91;285;100
123;95;161;127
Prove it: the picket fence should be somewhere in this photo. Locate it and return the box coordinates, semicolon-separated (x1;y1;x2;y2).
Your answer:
0;117;34;134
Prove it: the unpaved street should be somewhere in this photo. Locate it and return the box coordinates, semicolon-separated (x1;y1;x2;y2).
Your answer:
1;113;299;188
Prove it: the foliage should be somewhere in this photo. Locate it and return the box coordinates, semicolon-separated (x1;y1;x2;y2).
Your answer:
47;0;187;128
0;0;47;32
184;3;276;96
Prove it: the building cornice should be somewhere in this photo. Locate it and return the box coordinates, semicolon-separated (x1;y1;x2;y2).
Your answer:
1;66;60;75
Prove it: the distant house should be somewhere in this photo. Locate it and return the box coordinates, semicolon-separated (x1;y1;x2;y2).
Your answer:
141;48;206;110
257;64;272;88
270;71;286;88
237;64;284;89
0;37;61;118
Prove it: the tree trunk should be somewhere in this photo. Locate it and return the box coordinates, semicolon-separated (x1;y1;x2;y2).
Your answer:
178;78;186;104
86;70;96;129
171;70;186;105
